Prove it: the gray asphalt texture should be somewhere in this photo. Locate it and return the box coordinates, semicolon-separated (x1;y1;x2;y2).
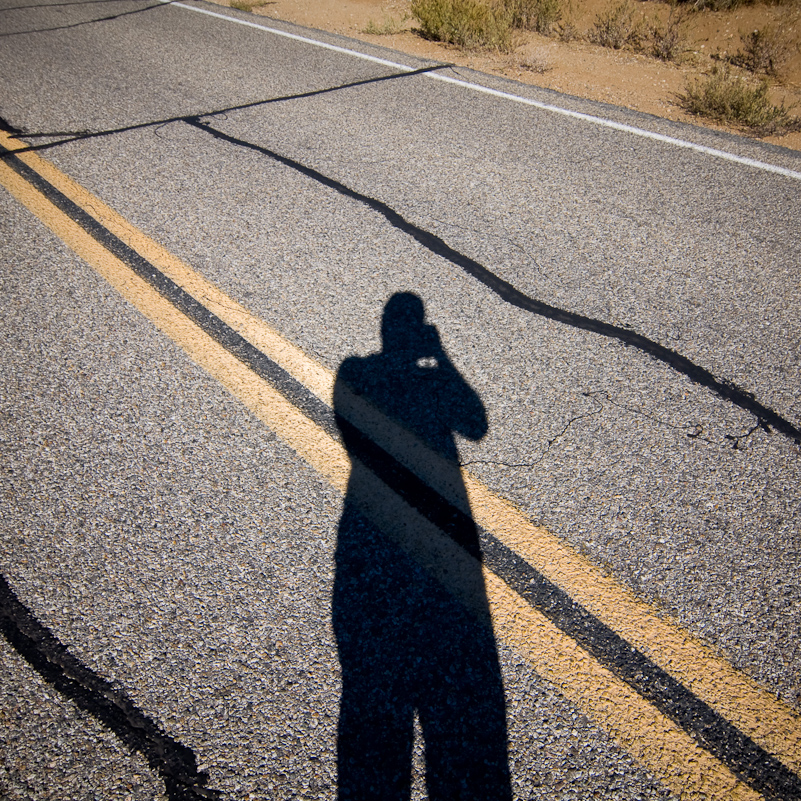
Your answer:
1;0;799;798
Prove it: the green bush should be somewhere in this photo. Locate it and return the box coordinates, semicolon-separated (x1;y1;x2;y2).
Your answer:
411;0;513;50
680;65;801;135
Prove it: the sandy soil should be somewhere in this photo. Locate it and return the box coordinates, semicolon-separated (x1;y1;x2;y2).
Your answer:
214;0;801;152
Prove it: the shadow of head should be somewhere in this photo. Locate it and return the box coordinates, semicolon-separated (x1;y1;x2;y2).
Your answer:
350;292;486;457
381;292;435;359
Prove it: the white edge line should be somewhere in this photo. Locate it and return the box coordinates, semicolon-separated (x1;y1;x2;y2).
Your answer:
164;0;801;182
164;0;416;69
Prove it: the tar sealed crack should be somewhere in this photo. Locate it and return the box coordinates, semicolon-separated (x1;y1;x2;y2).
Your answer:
0;574;221;801
461;395;602;469
724;420;770;450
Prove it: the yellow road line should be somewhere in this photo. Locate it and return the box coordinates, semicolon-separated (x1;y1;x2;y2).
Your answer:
2;130;798;799
8;132;797;776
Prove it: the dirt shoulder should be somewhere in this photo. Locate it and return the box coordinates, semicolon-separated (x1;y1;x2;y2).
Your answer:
211;0;801;153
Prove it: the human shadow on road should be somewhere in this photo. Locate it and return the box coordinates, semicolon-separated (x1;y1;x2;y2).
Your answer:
332;293;512;801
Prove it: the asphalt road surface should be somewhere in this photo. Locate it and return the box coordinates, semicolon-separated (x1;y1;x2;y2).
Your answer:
1;1;800;799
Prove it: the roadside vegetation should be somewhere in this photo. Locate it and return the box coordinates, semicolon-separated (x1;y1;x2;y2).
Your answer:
230;0;269;11
729;22;796;75
679;9;800;132
361;12;411;35
670;0;796;9
647;5;691;60
410;0;698;60
589;1;642;49
407;0;800;136
221;0;801;142
411;0;514;49
680;63;800;133
410;0;565;51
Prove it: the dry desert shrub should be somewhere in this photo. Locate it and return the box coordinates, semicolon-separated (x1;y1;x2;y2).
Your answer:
506;0;563;34
411;0;514;49
648;5;690;62
589;1;642;49
411;0;568;48
670;0;797;8
731;24;798;76
680;64;801;134
362;13;411;35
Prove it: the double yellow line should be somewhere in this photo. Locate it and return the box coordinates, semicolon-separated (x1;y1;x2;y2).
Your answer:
2;129;799;800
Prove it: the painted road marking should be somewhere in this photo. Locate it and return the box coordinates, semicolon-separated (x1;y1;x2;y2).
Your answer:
1;132;800;799
160;0;801;182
